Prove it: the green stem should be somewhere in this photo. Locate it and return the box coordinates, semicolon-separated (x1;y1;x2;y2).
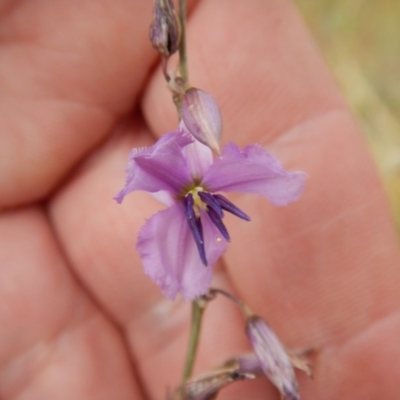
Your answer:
177;1;203;390
181;299;205;383
178;0;188;87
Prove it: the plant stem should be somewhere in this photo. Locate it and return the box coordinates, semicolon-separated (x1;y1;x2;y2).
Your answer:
181;299;206;384
177;1;204;390
172;0;189;116
208;287;253;317
209;288;246;308
178;0;188;87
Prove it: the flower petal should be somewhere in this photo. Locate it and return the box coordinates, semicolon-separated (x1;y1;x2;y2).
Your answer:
114;130;193;203
180;121;214;180
202;143;306;206
150;190;175;206
137;203;227;300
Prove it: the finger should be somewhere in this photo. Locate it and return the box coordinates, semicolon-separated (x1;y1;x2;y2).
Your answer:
300;312;400;399
0;207;143;399
0;0;155;207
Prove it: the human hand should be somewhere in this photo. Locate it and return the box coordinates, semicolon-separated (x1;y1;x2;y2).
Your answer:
1;1;399;399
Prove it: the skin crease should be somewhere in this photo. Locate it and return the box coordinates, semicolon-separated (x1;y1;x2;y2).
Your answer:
0;0;399;399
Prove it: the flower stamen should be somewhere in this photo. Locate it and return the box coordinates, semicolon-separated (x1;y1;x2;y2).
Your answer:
214;194;251;221
184;190;251;263
198;191;224;218
207;207;230;242
184;193;207;266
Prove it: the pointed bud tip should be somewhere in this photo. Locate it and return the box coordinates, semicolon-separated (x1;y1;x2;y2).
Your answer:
246;316;300;400
182;88;223;154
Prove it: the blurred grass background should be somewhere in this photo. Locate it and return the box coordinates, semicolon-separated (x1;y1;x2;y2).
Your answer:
296;0;400;235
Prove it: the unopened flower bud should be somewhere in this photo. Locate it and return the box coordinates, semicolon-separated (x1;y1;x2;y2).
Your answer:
246;316;300;400
149;0;181;57
181;88;223;154
169;365;255;400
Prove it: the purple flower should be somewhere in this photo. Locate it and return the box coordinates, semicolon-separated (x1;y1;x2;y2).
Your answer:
115;128;305;300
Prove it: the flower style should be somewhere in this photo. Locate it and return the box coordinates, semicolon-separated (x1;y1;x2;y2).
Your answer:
115;128;305;300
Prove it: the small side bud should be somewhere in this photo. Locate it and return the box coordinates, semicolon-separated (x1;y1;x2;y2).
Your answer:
181;88;223;154
246;316;300;400
149;0;181;58
169;364;255;400
224;352;263;376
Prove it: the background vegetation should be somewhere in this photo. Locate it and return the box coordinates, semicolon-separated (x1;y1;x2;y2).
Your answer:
297;0;400;235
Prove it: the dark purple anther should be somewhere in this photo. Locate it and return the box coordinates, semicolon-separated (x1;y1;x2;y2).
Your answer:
183;193;207;266
206;207;230;242
214;194;251;221
198;191;224;218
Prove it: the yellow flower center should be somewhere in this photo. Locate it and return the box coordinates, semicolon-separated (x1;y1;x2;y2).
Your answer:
187;186;206;217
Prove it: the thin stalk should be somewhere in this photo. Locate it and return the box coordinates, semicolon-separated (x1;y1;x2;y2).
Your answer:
209;288;253;317
181;299;205;384
178;0;188;87
209;288;245;308
172;0;189;116
176;0;205;392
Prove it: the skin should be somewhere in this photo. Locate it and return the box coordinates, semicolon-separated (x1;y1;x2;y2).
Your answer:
0;0;399;399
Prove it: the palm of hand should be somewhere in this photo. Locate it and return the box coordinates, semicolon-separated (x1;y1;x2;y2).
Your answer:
1;1;399;399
